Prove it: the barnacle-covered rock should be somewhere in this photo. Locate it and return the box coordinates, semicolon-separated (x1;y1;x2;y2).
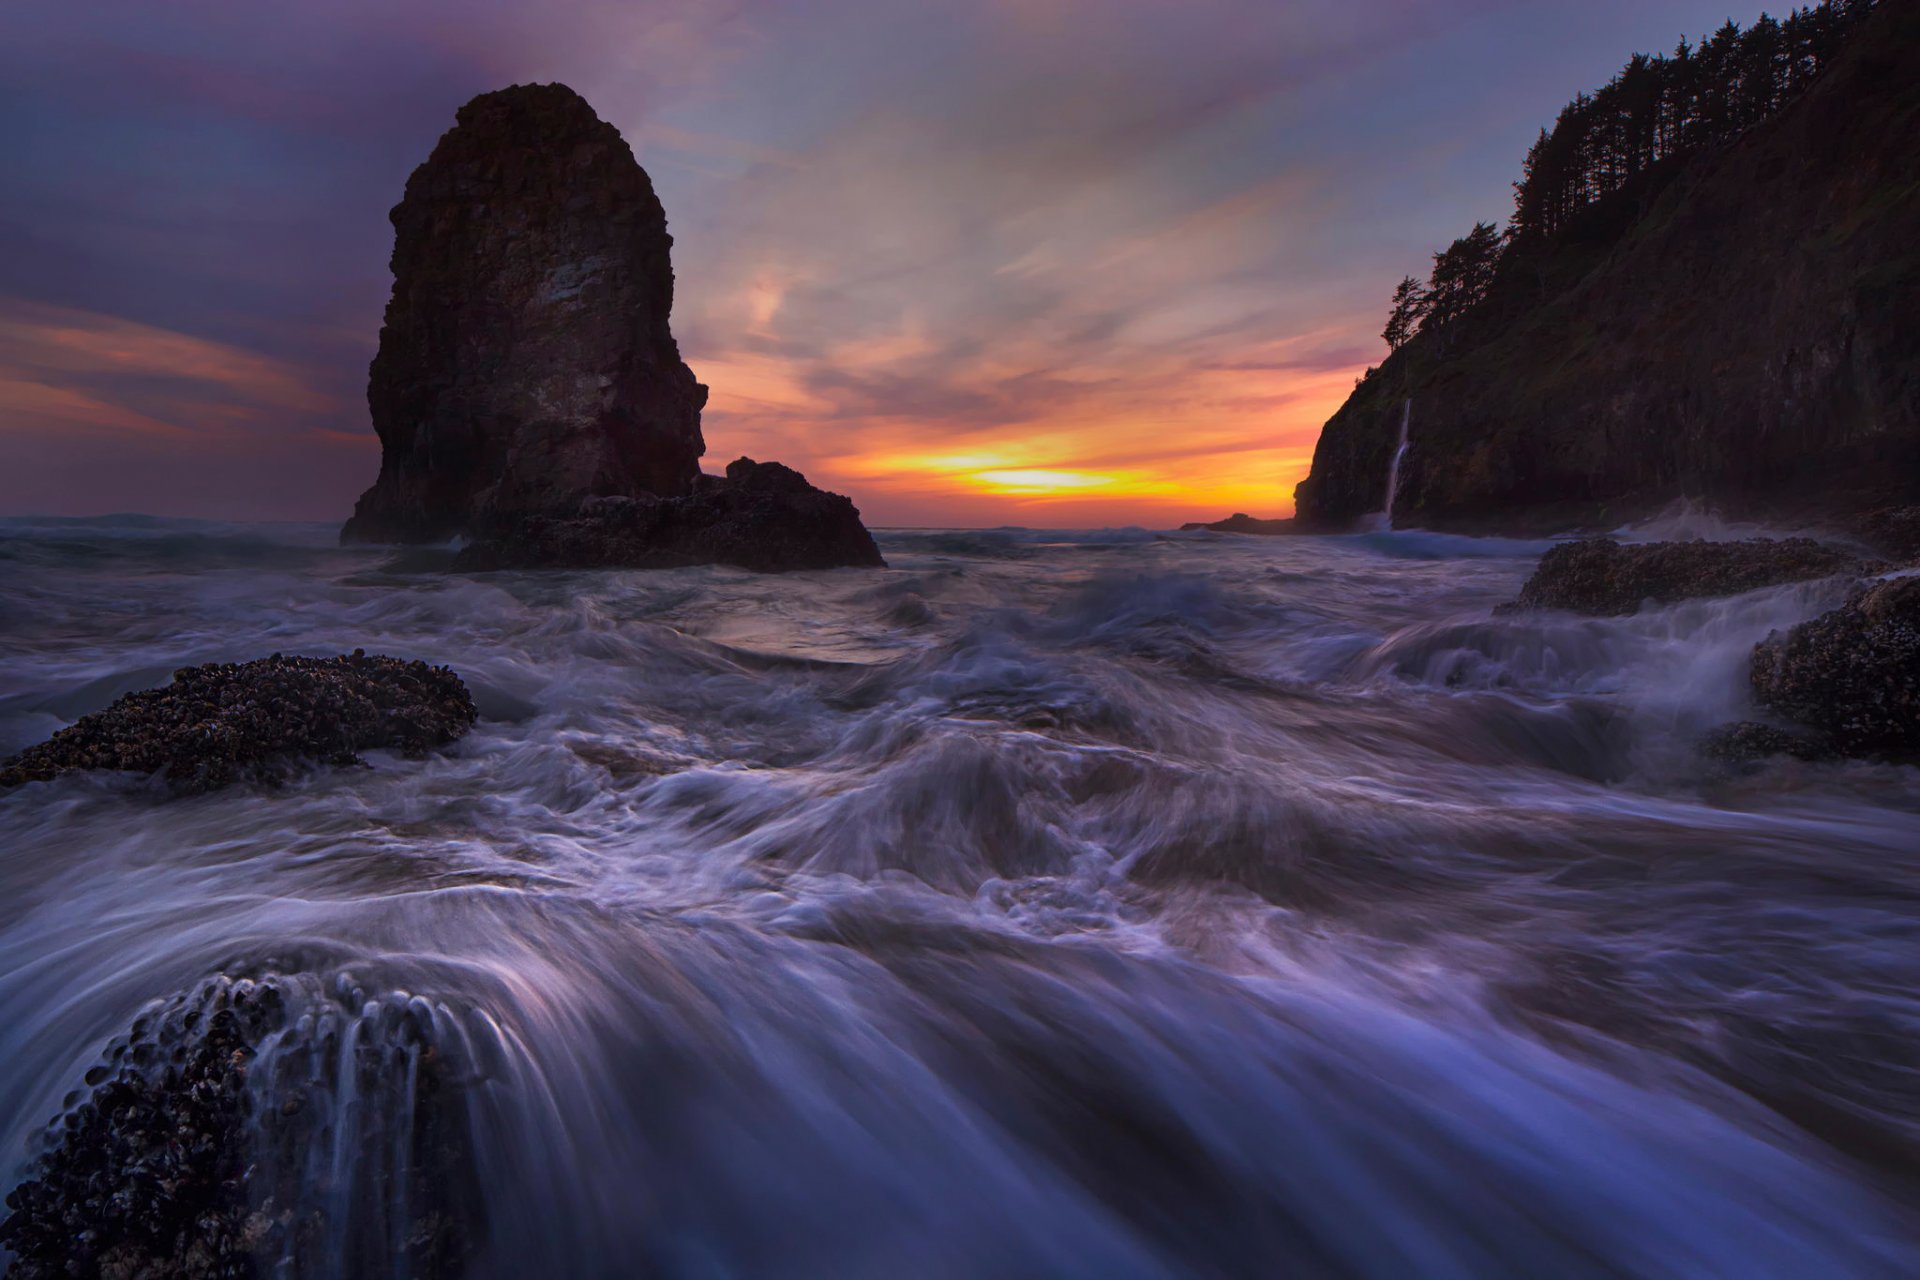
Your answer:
0;980;270;1279
1850;505;1920;564
0;651;475;792
1750;574;1920;758
1502;537;1869;616
0;973;482;1279
1698;720;1835;764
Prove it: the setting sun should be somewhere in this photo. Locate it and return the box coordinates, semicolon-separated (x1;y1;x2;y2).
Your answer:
968;468;1117;493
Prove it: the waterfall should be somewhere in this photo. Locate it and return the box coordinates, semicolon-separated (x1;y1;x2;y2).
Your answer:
1383;398;1411;529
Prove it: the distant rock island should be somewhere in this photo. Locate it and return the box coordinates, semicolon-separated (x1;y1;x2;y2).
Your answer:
341;83;882;571
1292;0;1917;536
1178;513;1294;535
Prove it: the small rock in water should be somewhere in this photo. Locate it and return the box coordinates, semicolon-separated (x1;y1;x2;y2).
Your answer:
1502;537;1870;616
0;652;476;792
1751;574;1920;759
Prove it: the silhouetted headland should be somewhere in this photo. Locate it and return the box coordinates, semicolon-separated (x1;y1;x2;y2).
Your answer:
1294;0;1916;538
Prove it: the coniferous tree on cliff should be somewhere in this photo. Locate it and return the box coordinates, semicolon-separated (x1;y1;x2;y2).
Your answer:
1301;0;1909;536
1422;222;1502;332
1382;276;1428;351
1383;0;1882;347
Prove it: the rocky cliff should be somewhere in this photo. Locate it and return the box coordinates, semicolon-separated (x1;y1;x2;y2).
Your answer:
1294;2;1920;533
342;83;708;543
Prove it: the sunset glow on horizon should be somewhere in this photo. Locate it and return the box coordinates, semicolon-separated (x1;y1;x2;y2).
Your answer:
0;0;1750;527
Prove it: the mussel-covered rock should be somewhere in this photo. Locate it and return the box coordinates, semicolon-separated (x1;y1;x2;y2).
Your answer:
1850;505;1920;564
0;651;475;792
1750;575;1920;758
452;456;886;573
0;981;269;1279
1503;537;1870;616
1698;720;1835;765
0;973;481;1280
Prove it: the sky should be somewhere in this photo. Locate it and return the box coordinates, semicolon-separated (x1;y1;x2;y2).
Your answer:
1;0;1759;528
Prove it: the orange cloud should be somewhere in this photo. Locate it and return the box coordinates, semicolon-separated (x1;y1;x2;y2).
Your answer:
0;299;337;442
697;346;1359;525
668;96;1380;527
0;378;200;442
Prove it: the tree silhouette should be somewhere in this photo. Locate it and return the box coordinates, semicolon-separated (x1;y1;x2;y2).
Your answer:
1383;276;1428;350
1508;1;1877;244
1383;0;1879;354
1425;223;1503;330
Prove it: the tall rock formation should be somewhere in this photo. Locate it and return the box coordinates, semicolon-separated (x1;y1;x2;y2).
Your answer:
1293;2;1919;533
342;83;709;543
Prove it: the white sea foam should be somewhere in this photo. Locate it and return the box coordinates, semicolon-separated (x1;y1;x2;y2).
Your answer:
1;516;1916;1277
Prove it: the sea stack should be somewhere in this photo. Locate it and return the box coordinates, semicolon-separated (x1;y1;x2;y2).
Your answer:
340;83;882;571
343;84;708;543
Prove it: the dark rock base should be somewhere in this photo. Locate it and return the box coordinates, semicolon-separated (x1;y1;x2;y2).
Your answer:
1503;537;1869;616
1752;575;1920;758
0;981;269;1279
1849;505;1920;564
1699;721;1836;765
453;457;885;573
0;652;476;792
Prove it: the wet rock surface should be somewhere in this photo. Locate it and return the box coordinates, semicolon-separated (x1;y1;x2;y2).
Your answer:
1850;505;1920;563
0;974;480;1280
1751;574;1920;759
0;652;475;792
342;83;708;543
1699;720;1836;765
453;456;885;573
1503;537;1869;616
0;981;268;1279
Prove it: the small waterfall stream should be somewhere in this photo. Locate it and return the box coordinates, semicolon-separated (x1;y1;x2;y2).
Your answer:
1383;397;1411;528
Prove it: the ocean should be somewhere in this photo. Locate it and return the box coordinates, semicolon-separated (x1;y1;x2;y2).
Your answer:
2;513;1917;1277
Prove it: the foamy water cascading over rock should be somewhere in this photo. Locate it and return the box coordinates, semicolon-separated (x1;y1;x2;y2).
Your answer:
6;516;1920;1276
